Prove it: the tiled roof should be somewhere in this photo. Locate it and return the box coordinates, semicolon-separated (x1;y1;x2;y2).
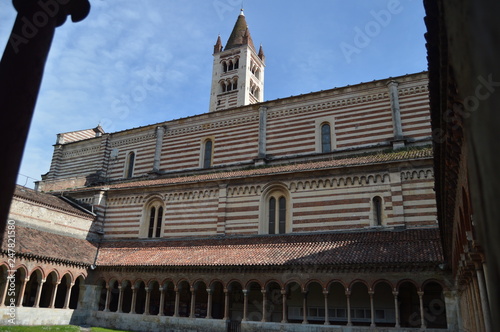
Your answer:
108;148;433;190
13;186;93;218
96;228;442;268
1;225;98;266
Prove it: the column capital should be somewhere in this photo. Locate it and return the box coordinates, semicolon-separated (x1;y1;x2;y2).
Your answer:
322;290;329;296
242;289;248;295
206;288;212;295
190;287;195;292
417;290;424;297
368;290;375;296
261;289;267;295
392;291;399;296
281;289;287;295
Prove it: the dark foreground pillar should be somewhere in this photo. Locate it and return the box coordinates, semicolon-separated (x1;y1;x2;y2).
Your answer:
0;0;90;234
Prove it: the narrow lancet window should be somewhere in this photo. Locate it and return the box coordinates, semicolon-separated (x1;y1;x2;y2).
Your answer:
321;123;331;153
203;140;213;168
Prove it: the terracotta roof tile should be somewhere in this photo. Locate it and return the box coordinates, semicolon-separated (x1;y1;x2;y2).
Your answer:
107;148;433;190
13;186;94;218
96;228;442;268
1;226;98;266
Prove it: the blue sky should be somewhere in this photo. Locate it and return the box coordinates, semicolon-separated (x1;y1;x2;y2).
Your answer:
0;0;428;188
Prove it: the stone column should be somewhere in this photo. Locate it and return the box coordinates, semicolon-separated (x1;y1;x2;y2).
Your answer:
0;0;91;228
117;285;124;313
302;291;308;324
242;289;248;321
16;277;28;307
369;290;375;327
130;286;137;313
443;290;458;331
189;287;196;318
144;287;151;315
323;290;330;325
153;125;165;172
49;281;60;308
104;286;111;312
417;290;426;328
223;288;230;320
476;266;492;332
158;286;165;316
393;291;400;328
63;283;73;309
173;287;180;317
261;289;267;322
0;280;8;306
33;279;45;308
206;288;213;319
281;289;288;324
346;290;352;326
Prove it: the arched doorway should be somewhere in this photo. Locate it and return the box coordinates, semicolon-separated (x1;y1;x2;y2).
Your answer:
97;279;107;311
69;275;83;309
350;282;370;326
227;281;243;321
373;281;396;327
305;281;324;324
162;281;175;316
134;280;146;314
399;281;420;327
246;281;263;321
39;271;57;308
423;281;447;328
121;280;132;313
285;281;302;324
327;281;347;325
54;274;70;308
210;281;224;319
108;279;119;312
193;280;207;318
148;280;161;315
177;280;191;317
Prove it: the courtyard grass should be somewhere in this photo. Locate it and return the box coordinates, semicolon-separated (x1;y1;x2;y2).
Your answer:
0;327;130;332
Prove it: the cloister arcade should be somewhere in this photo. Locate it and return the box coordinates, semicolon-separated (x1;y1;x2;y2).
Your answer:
94;276;448;329
0;264;85;310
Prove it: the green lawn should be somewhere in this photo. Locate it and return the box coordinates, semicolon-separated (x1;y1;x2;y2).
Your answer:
0;327;129;332
0;326;80;332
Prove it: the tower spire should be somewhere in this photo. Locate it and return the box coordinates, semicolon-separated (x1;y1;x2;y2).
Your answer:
209;10;265;112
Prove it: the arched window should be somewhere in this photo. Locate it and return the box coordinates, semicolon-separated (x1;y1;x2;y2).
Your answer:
268;195;287;234
221;82;226;93
232;79;238;90
372;196;383;226
261;185;291;234
144;201;164;238
234;58;239;69
321;123;331;153
222;62;227;73
228;61;233;71
125;152;135;178
203;139;213;168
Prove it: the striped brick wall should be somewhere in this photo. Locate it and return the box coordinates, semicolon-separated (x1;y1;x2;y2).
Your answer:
40;72;432;192
100;163;436;239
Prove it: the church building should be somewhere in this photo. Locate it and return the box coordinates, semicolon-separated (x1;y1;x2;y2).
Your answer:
2;10;459;331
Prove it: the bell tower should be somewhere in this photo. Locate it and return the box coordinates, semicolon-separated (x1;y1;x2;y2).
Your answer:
209;9;265;112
